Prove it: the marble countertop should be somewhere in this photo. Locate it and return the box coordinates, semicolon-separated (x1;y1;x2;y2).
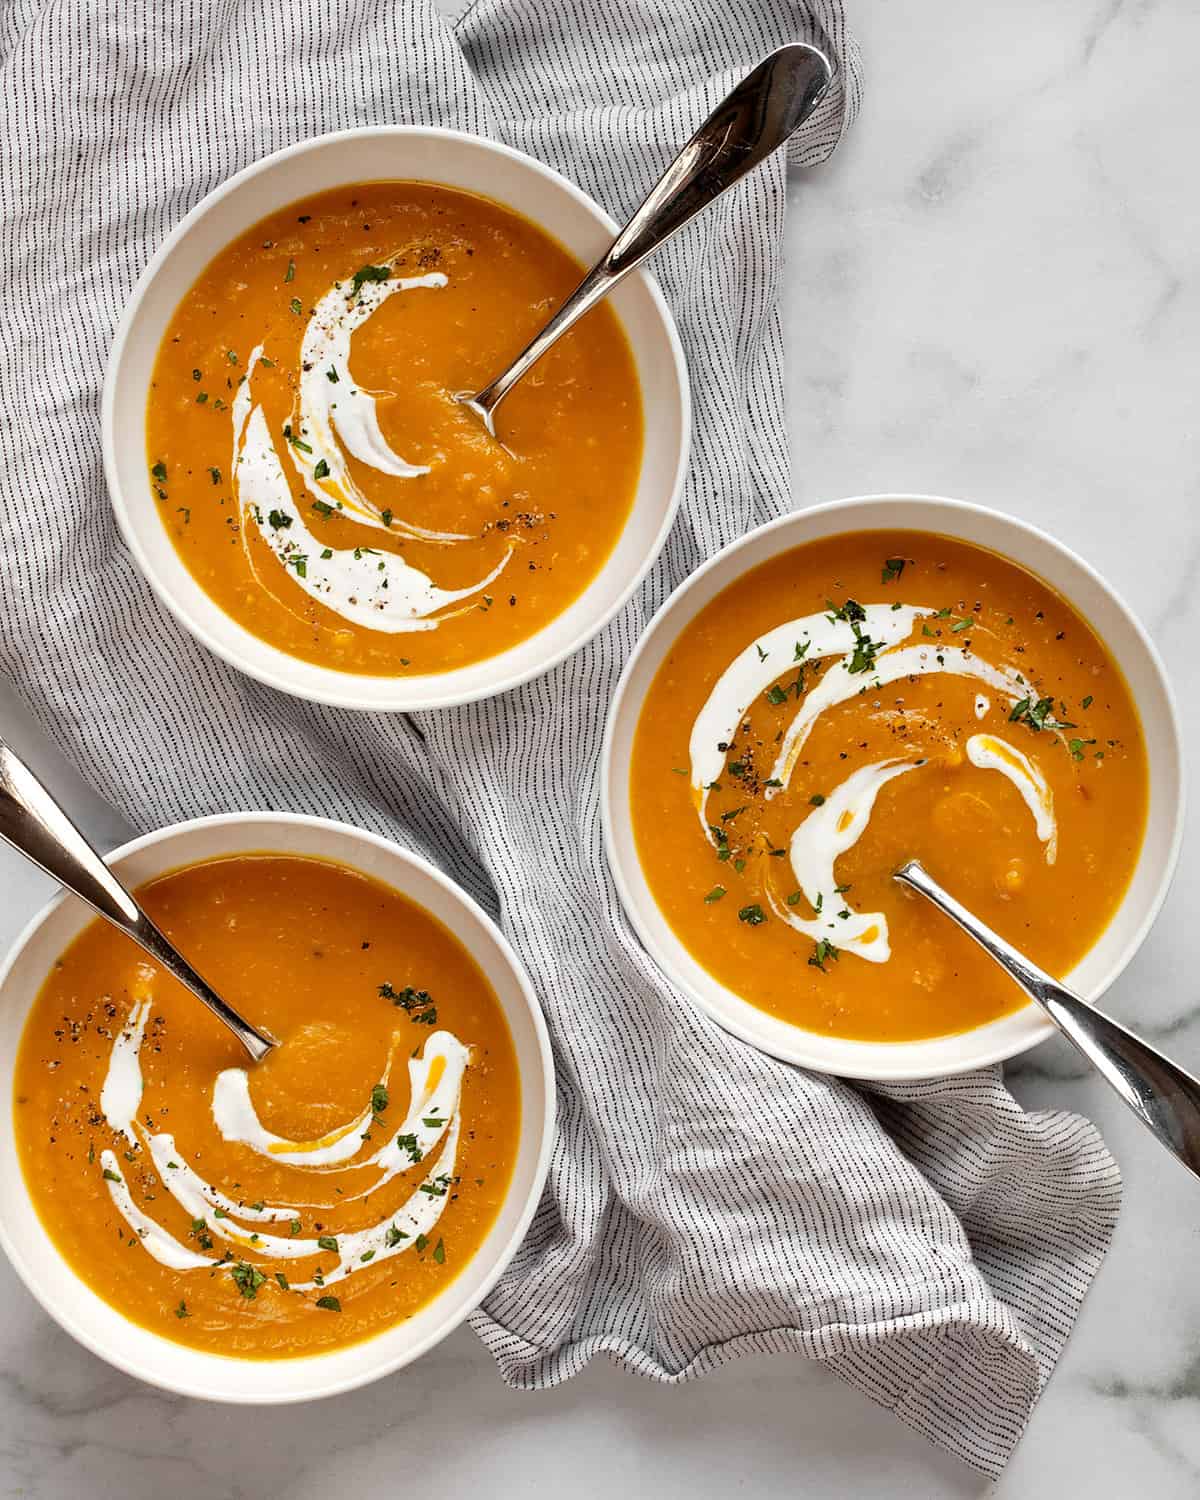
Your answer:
3;1;1199;1494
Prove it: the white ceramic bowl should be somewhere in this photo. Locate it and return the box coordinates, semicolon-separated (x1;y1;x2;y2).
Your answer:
103;126;690;711
0;813;554;1401
602;493;1185;1080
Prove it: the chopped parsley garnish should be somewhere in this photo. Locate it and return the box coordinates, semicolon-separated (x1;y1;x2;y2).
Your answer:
381;508;393;528
284;259;295;283
385;1224;408;1247
289;554;308;578
950;618;972;633
315;1295;341;1312
395;1133;423;1164
415;1234;429;1252
785;890;803;906
290;1219;301;1236
809;793;826;806
289;297;303;315
208;465;221;485
1069;737;1097;761
737;903;767;926
808;939;840;972
230;1262;266;1300
326;366;339;383
267;509;291;530
370;1083;389;1114
275;1272;290;1291
150;460;167;482
432;1238;446;1264
102;1168;121;1182
1082;694;1093;710
316;1235;339;1253
312;499;334;517
765;684;788;706
313;458;330;480
351;263;391;294
282;423;313;454
704;885;726;903
881;557;906;584
378;982;437;1025
174;1300;189;1318
1009;695;1073;733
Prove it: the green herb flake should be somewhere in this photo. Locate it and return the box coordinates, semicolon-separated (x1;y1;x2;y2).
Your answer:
174;1300;190;1318
809;793;826;806
150;460;167;482
316;1235;339;1253
370;1083;389;1115
284;259;295;283
315;1295;341;1312
432;1238;446;1265
881;557;906;584
230;1262;266;1300
808;938;840;973
703;885;726;903
275;1272;290;1291
313;458;330;480
737;903;767;926
351;263;391;294
290;297;303;315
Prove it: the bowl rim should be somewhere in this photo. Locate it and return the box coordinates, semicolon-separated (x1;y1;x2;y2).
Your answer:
0;810;556;1401
102;123;691;713
601;491;1186;1080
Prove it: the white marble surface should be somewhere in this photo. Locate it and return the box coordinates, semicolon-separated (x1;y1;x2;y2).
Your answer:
3;0;1200;1494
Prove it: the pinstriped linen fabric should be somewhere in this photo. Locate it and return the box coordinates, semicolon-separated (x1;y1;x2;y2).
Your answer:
0;0;1120;1476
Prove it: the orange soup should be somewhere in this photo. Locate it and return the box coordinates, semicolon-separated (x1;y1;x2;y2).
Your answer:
13;854;520;1356
630;530;1148;1041
146;181;643;675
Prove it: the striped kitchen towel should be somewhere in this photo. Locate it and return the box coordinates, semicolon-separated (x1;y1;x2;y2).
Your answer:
0;0;1119;1475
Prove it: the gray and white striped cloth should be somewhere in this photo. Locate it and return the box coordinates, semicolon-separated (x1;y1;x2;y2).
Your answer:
0;0;1120;1476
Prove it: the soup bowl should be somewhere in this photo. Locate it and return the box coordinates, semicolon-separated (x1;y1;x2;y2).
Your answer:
103;126;690;712
602;493;1185;1081
0;812;555;1401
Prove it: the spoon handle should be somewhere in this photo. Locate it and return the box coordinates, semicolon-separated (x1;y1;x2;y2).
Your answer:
0;738;275;1063
473;42;833;420
896;860;1200;1180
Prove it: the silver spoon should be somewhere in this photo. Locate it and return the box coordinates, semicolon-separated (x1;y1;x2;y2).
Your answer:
895;860;1200;1181
0;736;276;1063
458;41;834;436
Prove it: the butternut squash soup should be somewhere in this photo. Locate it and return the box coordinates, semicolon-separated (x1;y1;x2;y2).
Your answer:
145;182;642;675
13;854;520;1356
630;530;1149;1042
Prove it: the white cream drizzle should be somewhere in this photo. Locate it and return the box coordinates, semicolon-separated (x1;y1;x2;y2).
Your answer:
766;642;1029;794
289;269;468;542
689;605;931;833
233;355;509;634
97;997;470;1295
967;732;1057;863
767;759;920;963
689;600;1063;969
100;982;152;1143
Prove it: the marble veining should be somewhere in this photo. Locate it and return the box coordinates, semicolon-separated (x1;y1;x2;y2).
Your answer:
3;0;1200;1495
